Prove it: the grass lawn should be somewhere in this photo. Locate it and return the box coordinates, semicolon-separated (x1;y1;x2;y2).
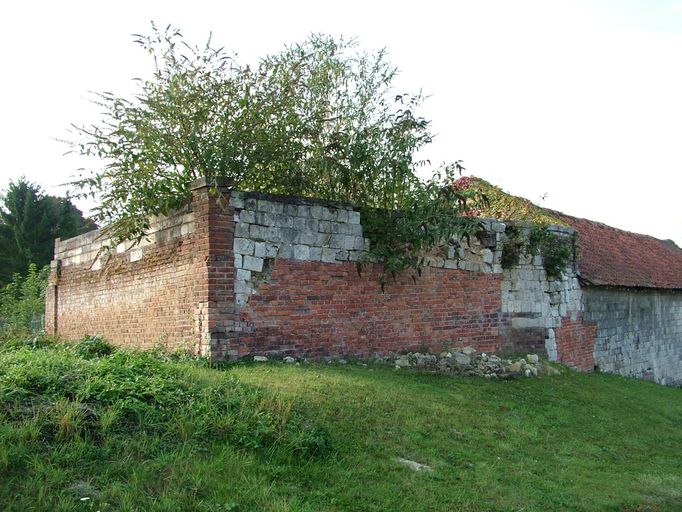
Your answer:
0;338;680;511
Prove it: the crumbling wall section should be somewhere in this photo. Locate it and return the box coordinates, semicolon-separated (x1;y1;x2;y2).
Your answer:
49;186;598;366
493;225;594;365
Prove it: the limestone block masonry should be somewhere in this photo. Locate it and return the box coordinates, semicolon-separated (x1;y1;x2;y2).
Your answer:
47;179;597;372
585;287;682;386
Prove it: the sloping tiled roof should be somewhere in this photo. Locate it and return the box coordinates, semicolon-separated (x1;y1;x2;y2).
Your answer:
552;212;682;290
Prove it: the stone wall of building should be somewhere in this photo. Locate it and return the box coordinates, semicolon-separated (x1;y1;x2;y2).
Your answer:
48;182;595;365
497;225;594;368
227;191;590;360
585;287;682;386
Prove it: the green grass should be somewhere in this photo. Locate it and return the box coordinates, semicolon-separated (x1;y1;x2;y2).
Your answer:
0;338;680;511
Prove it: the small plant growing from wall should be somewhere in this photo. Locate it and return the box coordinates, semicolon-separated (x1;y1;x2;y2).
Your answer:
501;225;572;279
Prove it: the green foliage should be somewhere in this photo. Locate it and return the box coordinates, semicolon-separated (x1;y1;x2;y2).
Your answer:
73;335;115;359
0;342;330;460
0;178;96;286
501;225;573;279
501;225;525;270
70;25;482;280
360;163;485;286
453;176;568;226
2;349;680;509
0;264;49;336
527;226;574;279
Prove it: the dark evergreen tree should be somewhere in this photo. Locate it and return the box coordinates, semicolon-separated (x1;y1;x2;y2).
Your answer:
0;178;96;285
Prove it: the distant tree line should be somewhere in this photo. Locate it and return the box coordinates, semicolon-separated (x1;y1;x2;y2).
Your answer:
0;178;96;287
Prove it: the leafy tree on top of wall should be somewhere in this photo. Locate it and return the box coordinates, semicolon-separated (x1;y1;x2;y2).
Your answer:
69;24;485;283
0;178;97;286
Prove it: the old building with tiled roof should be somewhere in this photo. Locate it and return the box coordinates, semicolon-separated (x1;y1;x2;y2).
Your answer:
553;212;682;385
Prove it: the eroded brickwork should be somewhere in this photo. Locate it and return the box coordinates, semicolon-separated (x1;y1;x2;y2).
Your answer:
554;313;597;370
49;184;613;374
234;260;505;358
46;223;204;352
45;179;235;357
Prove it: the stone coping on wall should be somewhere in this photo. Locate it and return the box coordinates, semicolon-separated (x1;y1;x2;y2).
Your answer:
52;179;577;278
53;203;195;269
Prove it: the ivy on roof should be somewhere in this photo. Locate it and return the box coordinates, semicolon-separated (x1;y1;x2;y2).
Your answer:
453;177;568;227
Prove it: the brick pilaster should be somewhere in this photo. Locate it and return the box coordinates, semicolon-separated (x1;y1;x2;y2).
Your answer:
191;177;237;360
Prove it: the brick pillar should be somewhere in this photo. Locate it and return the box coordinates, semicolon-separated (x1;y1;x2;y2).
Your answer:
44;259;61;335
191;177;237;360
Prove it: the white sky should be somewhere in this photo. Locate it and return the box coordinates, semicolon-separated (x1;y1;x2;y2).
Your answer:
1;0;681;245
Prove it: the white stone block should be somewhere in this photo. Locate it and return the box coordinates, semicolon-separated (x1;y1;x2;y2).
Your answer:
229;191;245;209
278;244;294;259
236;268;252;282
243;255;264;272
234;238;255;255
321;248;337;263
334;209;349;223
235;280;252;294
130;248;143;262
481;249;494;265
240;210;256;224
293;245;310;261
309;247;322;260
265;243;279;258
254;242;266;258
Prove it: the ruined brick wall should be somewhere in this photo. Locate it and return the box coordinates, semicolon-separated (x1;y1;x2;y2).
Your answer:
49;185;597;366
45;204;202;351
235;260;504;359
585;287;682;386
227;192;590;360
45;180;235;356
497;225;596;362
554;313;597;370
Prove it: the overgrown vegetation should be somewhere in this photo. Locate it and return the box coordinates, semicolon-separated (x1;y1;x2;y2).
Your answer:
452;176;568;226
0;263;49;337
0;338;680;511
69;25;484;283
501;225;574;279
0;337;330;509
452;177;573;279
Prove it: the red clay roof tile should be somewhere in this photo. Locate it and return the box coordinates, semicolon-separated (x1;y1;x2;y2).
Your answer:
552;212;682;289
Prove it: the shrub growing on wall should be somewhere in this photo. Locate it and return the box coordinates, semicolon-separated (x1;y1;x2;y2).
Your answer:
69;24;484;281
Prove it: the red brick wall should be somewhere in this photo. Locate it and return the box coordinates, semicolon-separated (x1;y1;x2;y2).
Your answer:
46;182;236;357
48;185;601;368
200;190;237;360
555;314;597;370
235;259;505;358
52;236;205;352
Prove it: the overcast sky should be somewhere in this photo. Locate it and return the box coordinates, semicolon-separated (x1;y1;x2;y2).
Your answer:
1;0;681;245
